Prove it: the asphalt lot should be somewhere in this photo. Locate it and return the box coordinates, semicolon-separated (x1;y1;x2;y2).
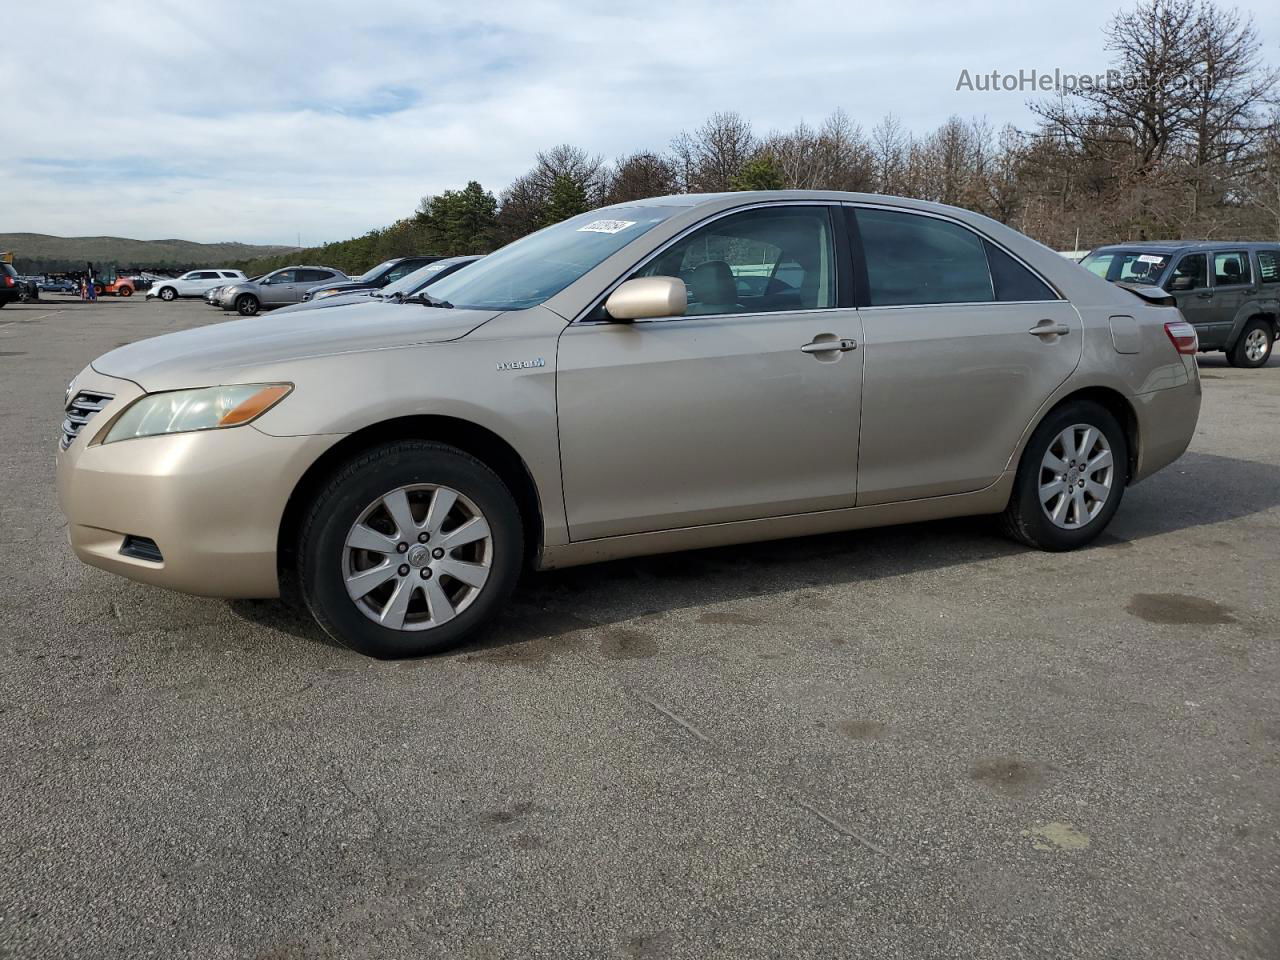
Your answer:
1;294;1278;960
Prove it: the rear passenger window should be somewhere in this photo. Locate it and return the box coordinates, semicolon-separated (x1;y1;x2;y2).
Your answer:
1255;251;1279;284
983;241;1056;301
855;208;993;306
1214;252;1249;285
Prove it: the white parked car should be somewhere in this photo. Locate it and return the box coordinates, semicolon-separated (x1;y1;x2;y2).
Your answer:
146;270;247;302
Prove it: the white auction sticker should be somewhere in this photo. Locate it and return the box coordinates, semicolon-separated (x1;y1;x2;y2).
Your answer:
577;220;636;234
1137;254;1165;263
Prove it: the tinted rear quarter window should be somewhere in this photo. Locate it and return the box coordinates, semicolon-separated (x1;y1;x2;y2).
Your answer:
1258;251;1280;283
855;208;993;306
983;241;1056;301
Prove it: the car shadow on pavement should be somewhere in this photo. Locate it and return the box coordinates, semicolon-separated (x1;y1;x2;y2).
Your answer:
229;450;1280;658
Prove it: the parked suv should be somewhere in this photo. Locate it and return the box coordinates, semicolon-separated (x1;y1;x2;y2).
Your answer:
218;266;349;316
302;257;441;302
1081;242;1280;367
147;270;248;302
57;191;1202;659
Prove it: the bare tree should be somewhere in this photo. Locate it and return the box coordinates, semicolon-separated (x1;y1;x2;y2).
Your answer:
871;114;909;194
605;152;679;203
670;112;756;191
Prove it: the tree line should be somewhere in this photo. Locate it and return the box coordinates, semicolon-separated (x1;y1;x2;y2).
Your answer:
239;0;1279;277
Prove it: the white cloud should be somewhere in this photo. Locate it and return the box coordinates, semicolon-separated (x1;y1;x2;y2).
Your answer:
6;0;1278;244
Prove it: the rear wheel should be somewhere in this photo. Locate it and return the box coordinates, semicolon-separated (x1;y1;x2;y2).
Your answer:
159;286;177;301
298;441;523;658
236;294;260;316
1001;400;1128;551
1228;319;1273;368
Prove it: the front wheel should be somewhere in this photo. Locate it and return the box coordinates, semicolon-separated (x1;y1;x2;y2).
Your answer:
236;294;260;316
297;441;524;658
159;286;177;301
118;286;133;298
1227;319;1273;369
1001;400;1128;551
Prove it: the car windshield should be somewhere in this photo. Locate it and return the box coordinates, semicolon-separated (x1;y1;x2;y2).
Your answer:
356;259;399;284
383;257;474;298
423;207;676;311
1081;249;1171;284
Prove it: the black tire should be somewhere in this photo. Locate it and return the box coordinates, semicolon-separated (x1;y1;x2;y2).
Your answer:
159;286;177;301
236;294;260;317
297;441;523;658
118;285;133;298
1000;400;1128;551
1227;318;1273;369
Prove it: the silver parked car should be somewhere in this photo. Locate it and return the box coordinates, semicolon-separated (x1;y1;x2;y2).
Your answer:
218;266;348;316
56;191;1201;658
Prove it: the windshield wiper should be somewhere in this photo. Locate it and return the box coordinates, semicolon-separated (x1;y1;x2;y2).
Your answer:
402;293;453;308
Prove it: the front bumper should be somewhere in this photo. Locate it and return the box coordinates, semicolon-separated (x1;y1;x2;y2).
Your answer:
55;369;342;598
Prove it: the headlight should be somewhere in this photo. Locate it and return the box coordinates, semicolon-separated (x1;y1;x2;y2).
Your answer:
102;383;292;443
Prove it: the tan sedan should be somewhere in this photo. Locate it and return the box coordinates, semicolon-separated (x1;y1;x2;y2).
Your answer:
56;191;1202;658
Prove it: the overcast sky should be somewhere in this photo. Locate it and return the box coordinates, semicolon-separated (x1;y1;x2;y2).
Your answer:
6;0;1279;246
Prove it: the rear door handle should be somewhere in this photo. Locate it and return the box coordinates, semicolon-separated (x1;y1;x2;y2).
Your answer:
1027;321;1070;338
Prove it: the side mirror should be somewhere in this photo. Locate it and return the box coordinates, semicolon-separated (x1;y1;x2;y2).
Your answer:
604;276;687;321
1168;276;1193;291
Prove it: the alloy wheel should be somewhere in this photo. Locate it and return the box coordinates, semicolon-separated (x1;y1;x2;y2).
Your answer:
1244;328;1269;363
1038;424;1114;529
342;483;492;631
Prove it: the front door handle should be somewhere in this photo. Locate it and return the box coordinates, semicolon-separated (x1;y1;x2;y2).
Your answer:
801;337;858;354
1196;292;1214;300
1027;320;1071;338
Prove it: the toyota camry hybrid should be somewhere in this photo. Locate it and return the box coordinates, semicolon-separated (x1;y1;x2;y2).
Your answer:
56;191;1201;658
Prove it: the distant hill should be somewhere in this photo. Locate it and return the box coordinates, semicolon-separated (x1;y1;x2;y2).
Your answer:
0;233;299;273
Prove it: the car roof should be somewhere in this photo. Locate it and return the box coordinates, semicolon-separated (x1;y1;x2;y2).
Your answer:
1088;241;1279;255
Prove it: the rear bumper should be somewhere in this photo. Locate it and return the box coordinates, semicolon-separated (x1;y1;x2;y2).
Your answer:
1131;362;1201;483
55;370;342;598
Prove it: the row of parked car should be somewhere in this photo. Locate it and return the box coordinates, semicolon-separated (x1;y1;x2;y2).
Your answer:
145;256;481;317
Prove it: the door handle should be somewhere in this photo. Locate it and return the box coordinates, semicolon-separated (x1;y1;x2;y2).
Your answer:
1196;292;1214;300
801;337;858;354
1027;321;1070;337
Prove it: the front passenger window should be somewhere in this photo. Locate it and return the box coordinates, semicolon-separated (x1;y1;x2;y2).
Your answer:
1169;254;1208;290
635;206;835;316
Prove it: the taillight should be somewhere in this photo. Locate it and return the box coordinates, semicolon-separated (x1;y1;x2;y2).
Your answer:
1164;320;1198;355
2;275;13;288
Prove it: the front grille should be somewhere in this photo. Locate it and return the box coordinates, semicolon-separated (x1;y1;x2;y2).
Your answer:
60;390;114;450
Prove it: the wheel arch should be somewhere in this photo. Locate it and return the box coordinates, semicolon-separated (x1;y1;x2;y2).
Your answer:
1225;305;1279;350
1019;386;1140;486
276;415;545;594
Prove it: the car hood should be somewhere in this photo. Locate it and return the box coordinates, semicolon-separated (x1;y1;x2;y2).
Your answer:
91;301;502;391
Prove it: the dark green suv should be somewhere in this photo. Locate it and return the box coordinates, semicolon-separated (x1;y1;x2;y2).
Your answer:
1081;242;1280;368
